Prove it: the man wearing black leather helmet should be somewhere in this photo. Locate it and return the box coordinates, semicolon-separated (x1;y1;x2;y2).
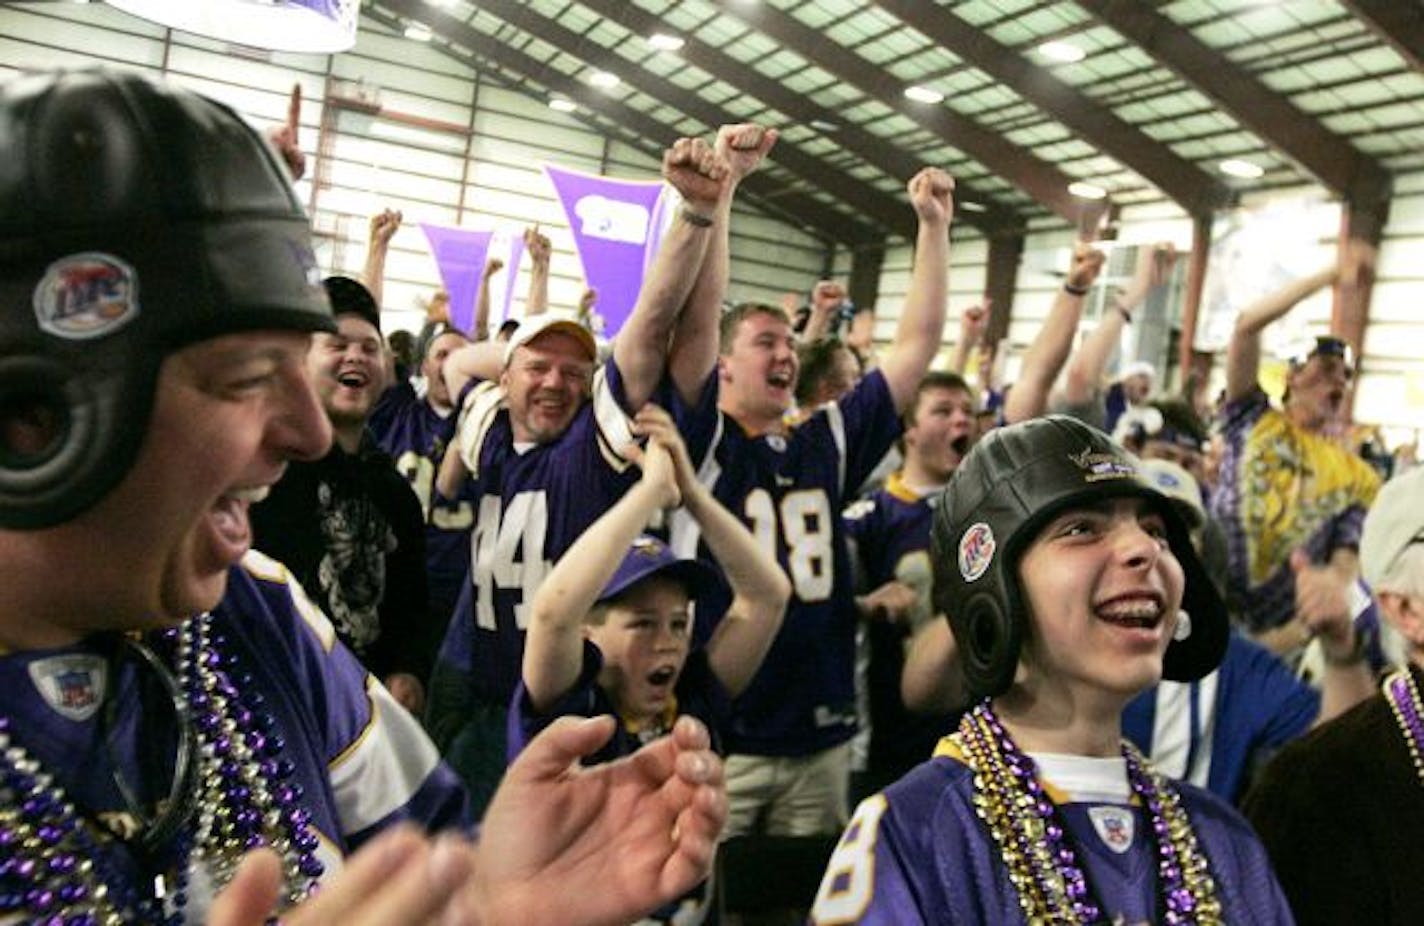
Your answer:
0;68;723;925
811;416;1290;925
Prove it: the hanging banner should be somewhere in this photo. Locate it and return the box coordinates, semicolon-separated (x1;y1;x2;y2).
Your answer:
108;0;359;52
420;224;493;334
544;165;670;338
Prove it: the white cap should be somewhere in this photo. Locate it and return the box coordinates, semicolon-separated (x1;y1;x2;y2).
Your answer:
502;313;598;368
1138;458;1205;530
1119;360;1156;382
1360;466;1424;589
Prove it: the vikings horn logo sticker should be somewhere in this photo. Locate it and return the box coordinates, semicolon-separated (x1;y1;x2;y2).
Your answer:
958;522;995;582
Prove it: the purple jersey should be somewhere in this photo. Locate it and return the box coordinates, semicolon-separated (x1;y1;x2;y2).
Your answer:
369;380;475;619
0;550;467;923
844;475;955;787
432;359;640;706
671;370;901;756
811;742;1293;925
508;640;730;764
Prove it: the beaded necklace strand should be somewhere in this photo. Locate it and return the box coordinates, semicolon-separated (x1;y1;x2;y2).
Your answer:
0;614;324;924
1383;667;1424;787
956;701;1224;925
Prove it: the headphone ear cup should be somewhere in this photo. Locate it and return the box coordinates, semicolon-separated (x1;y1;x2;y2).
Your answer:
957;592;1020;699
0;356;99;529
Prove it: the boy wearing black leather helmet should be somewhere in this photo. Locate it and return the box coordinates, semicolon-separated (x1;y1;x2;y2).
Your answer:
812;416;1292;925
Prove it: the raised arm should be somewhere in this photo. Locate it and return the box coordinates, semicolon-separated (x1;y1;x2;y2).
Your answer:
1223;263;1338;404
1063;243;1176;405
523;226;552;319
666;123;777;406
949;300;989;376
635;406;789;698
473;255;504;343
362;208;402;309
879;168;954;412
1003;242;1105;424
800;280;846;346
613;138;729;410
440;340;503;411
522;415;682;712
263;83;306;182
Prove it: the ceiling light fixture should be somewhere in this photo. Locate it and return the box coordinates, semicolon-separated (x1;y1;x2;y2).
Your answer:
959;201;987;213
423;0;459;8
903;85;944;104
404;22;433;41
1219;158;1265;179
1068;181;1107;200
809;118;839;132
1038;40;1086;63
549;98;578;113
588;70;621;88
648;33;685;52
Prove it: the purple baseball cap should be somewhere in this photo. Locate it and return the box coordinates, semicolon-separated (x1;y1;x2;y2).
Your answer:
597;535;723;605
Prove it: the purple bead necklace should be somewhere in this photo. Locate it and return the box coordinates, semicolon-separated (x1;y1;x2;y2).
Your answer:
0;613;324;923
1383;667;1424;787
956;701;1223;925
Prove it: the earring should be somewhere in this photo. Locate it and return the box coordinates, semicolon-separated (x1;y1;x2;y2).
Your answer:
1173;610;1192;642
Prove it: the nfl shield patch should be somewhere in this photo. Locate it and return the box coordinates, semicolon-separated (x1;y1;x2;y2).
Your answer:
1088;804;1136;855
28;654;108;722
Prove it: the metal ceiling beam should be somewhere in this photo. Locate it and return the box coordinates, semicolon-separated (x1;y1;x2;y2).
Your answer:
370;1;877;246
577;0;1024;237
448;0;921;241
1339;0;1424;74
1078;0;1392;205
720;2;1089;224
871;0;1234;217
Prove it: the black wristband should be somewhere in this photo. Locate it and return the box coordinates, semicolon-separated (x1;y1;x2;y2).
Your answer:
679;207;714;227
1063;282;1089;296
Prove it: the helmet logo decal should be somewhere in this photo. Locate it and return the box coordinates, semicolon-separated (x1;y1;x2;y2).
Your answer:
958;522;995;582
1069;446;1136;483
33;252;140;340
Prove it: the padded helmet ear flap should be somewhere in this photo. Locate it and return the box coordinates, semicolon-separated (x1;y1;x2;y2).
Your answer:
952;592;1021;700
0;354;147;530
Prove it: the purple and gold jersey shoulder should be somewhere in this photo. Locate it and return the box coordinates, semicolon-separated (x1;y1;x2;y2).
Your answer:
0;550;467;924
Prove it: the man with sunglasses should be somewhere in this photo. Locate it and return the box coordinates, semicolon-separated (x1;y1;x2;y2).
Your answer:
1212;245;1381;661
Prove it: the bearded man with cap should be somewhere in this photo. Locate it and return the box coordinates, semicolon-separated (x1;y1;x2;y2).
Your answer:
810;416;1291;924
0;68;726;925
424;125;776;819
1212;247;1380;655
1243;463;1424;925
